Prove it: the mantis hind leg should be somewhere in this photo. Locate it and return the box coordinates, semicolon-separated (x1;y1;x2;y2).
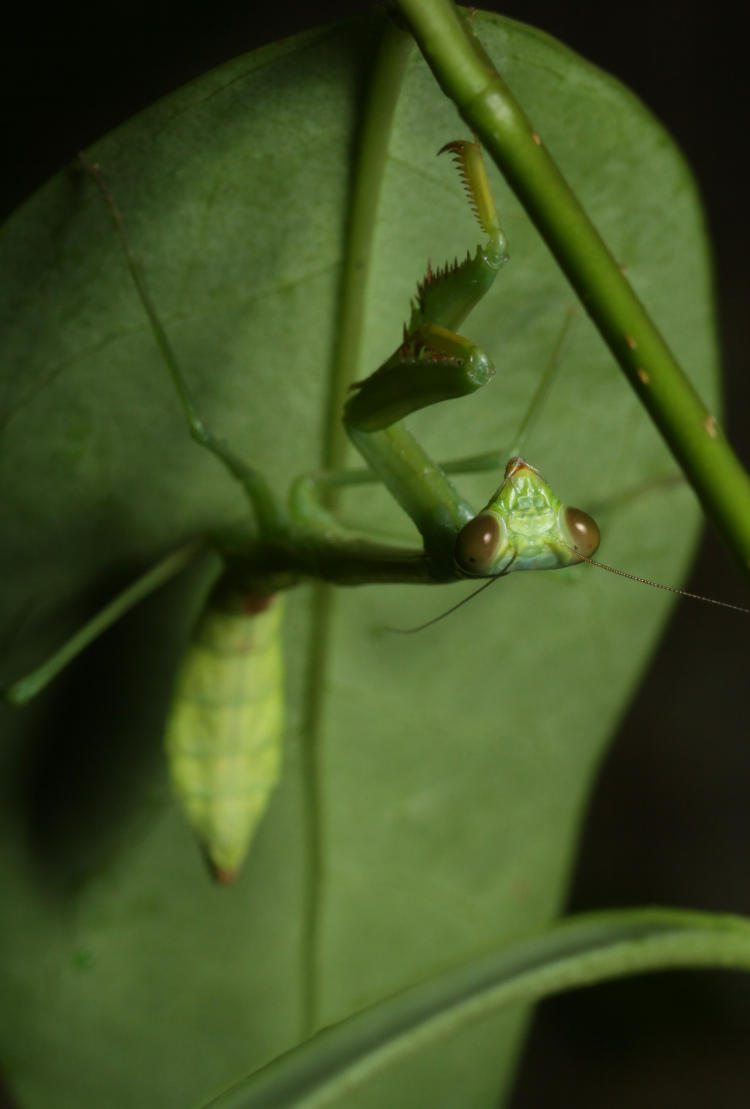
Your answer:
2;539;206;705
79;155;285;537
289;448;513;527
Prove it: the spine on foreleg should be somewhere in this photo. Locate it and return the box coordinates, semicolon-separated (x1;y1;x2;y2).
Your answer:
164;586;284;884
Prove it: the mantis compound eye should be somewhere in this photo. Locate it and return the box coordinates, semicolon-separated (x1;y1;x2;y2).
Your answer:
563;506;600;558
454;513;505;576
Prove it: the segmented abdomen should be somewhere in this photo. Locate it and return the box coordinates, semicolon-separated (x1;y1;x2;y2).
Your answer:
164;589;284;884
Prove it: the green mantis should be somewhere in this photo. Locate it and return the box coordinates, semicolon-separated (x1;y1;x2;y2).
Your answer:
3;10;746;1106
2;138;606;882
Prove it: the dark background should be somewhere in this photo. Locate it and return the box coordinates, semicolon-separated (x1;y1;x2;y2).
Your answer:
3;2;749;1105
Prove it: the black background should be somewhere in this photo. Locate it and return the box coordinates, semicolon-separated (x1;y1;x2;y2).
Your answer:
3;2;750;1105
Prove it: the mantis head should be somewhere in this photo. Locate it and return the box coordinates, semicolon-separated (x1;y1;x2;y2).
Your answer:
452;458;748;616
454;456;600;577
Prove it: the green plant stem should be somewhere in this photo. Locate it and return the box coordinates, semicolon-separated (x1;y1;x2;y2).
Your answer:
203;907;750;1108
394;0;750;587
298;13;415;1040
323;14;415;477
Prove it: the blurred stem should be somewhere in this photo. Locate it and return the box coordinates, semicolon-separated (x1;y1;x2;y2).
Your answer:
205;907;750;1108
394;0;750;587
299;12;414;1039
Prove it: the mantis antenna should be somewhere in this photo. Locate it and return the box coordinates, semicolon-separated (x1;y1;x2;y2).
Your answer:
392;533;750;636
565;546;750;614
387;554;516;635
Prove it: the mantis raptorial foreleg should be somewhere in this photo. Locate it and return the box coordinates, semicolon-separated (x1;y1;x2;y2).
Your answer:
342;140;600;579
3;138;605;881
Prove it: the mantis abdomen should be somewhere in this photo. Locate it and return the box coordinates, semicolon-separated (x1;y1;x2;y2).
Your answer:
164;588;284;884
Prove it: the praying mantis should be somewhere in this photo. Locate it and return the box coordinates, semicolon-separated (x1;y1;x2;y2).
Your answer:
3;139;603;881
3;123;730;884
0;11;734;1107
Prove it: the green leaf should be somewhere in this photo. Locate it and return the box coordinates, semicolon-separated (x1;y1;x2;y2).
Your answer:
0;9;718;1108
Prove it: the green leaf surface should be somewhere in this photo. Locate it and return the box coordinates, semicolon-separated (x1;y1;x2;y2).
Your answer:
0;9;718;1108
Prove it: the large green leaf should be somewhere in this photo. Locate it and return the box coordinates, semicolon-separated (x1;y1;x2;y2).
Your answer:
0;9;717;1107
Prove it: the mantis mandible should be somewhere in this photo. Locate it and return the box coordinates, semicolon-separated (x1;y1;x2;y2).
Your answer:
2;139;606;882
